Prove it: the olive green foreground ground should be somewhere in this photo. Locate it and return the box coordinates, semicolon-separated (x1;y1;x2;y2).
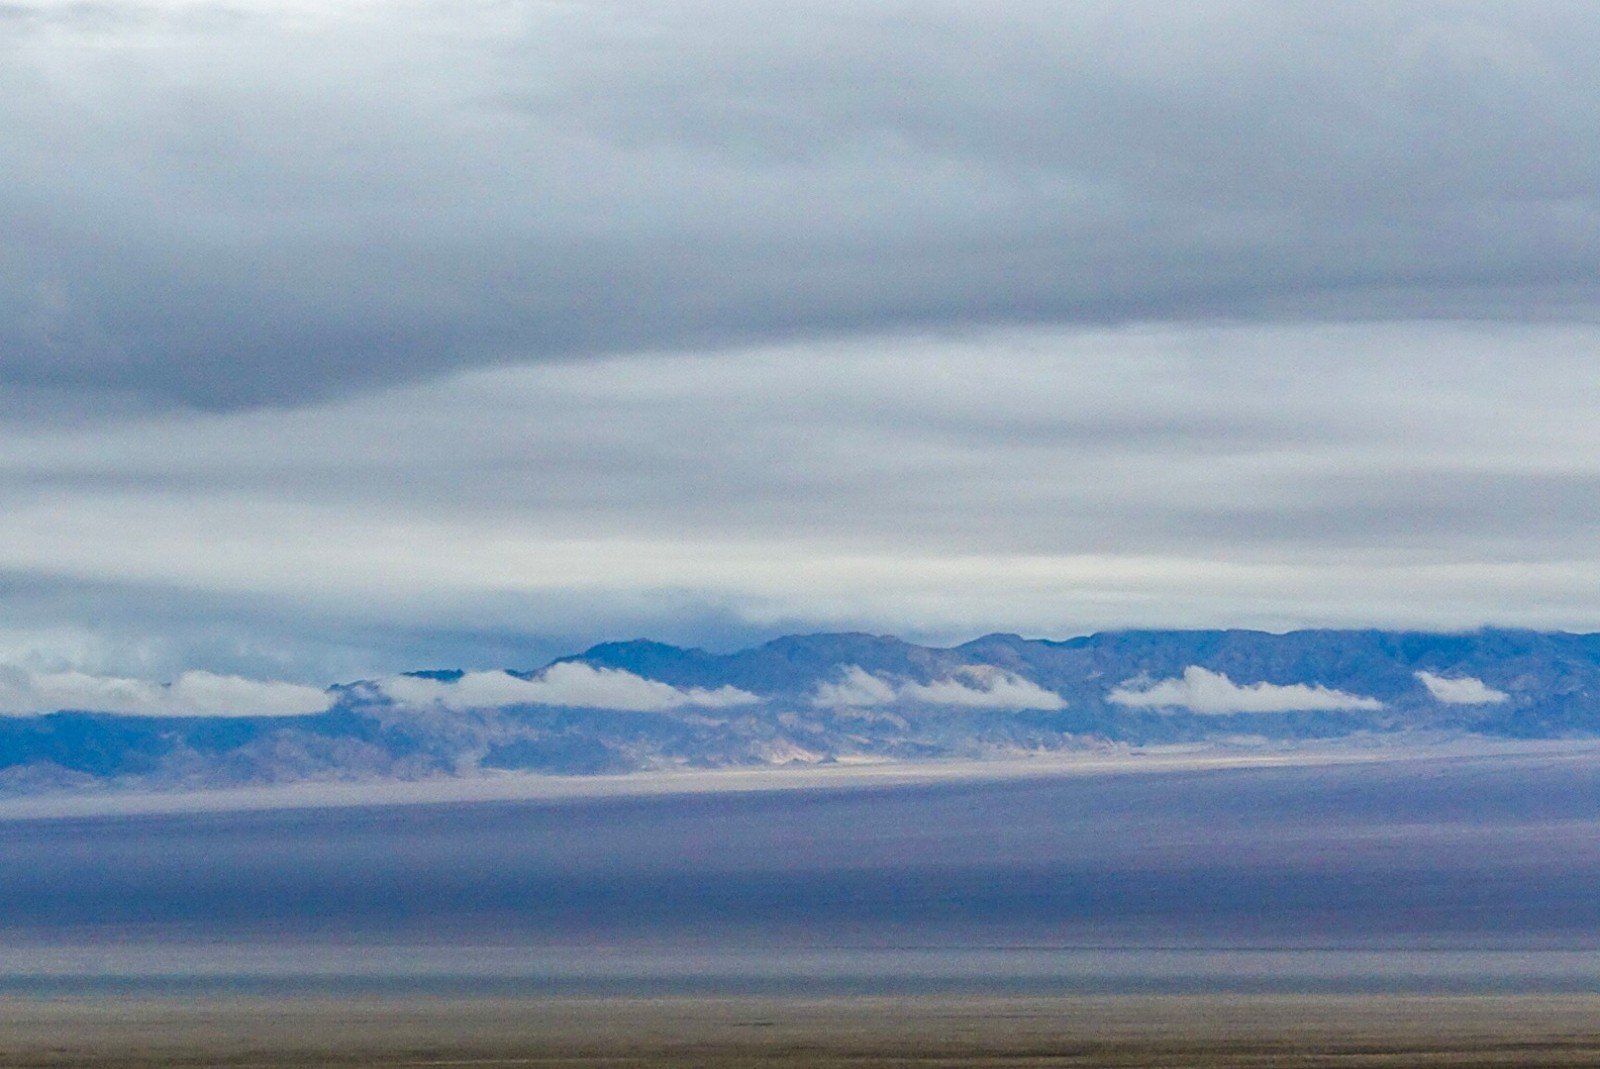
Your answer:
2;995;1599;1068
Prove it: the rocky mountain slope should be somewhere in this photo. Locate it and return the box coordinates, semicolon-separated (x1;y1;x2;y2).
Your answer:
3;628;1599;793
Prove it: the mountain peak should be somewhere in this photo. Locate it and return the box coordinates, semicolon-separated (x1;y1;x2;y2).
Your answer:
3;628;1599;794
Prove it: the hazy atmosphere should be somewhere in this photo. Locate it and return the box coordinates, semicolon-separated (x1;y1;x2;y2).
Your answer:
12;13;1600;1056
8;1;1600;690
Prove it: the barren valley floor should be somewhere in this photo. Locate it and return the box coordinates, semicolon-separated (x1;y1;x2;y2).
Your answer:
3;995;1600;1068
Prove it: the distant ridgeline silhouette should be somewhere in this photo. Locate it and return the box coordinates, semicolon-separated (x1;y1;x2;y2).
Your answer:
2;629;1597;793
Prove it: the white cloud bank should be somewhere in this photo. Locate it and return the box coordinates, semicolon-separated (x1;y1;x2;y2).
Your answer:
378;663;760;712
1108;666;1383;714
1415;670;1509;705
811;666;1065;710
0;668;332;717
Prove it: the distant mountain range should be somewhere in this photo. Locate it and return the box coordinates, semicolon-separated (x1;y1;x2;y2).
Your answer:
4;629;1600;794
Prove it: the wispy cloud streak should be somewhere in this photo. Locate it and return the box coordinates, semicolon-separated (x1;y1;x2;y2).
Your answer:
1416;671;1509;705
378;663;759;713
1108;667;1382;715
0;668;331;717
812;666;1064;710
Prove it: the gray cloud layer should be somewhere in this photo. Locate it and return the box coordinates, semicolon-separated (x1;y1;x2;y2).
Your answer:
6;2;1600;409
6;3;1600;679
2;322;1600;679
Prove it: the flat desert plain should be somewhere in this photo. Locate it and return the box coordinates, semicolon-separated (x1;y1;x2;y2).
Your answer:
3;995;1600;1068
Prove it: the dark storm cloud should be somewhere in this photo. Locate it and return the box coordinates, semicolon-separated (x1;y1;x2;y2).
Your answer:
7;1;1600;408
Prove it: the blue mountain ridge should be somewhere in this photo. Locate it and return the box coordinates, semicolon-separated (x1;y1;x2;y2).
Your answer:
2;628;1598;794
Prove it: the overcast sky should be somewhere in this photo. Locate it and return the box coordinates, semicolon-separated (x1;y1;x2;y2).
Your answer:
7;0;1600;685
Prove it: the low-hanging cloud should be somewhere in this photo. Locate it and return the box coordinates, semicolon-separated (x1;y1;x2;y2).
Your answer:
811;666;899;707
811;665;1065;710
378;663;760;712
1416;670;1509;705
0;667;332;717
1108;666;1383;715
